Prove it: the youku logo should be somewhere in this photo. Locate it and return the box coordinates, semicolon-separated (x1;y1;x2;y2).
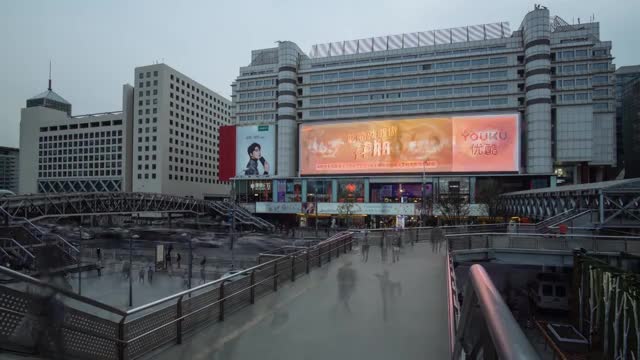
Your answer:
461;130;508;142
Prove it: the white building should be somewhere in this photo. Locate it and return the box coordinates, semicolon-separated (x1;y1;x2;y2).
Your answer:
132;64;233;199
19;85;134;194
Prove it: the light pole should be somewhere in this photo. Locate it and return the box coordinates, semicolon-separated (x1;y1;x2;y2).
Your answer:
314;195;319;239
129;234;139;307
77;221;82;295
181;233;192;290
422;160;427;227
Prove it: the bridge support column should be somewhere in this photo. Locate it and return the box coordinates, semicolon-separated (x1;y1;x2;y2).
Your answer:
91;215;97;227
168;213;172;227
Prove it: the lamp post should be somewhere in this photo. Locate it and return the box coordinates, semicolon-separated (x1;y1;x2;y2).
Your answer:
422;160;428;226
129;234;139;307
181;233;192;290
78;221;82;295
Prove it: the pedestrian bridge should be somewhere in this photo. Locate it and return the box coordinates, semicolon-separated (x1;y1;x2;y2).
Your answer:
0;229;544;359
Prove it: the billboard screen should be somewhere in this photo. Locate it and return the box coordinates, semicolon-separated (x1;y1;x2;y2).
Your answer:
299;114;519;175
236;125;276;177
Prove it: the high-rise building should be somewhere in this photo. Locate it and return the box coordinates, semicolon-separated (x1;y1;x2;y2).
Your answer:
621;76;640;178
615;65;640;176
132;64;233;199
19;84;134;194
0;147;19;194
226;6;617;222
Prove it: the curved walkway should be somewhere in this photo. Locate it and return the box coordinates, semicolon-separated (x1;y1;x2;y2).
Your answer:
149;241;450;360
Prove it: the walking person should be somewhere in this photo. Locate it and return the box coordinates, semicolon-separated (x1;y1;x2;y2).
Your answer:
176;252;182;269
147;265;154;284
165;252;172;272
380;234;388;262
138;266;145;283
182;270;189;289
361;231;370;262
392;231;401;263
200;266;206;284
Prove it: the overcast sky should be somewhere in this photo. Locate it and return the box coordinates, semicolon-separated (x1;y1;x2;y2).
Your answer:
1;0;638;148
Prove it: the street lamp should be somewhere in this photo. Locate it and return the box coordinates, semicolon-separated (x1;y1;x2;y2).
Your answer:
181;233;192;290
77;221;82;295
422;160;428;227
129;234;139;307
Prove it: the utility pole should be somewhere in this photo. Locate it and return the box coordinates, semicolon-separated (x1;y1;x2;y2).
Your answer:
229;185;236;269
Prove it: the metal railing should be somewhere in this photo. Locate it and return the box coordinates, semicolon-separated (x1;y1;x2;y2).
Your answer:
453;264;540;359
0;232;354;360
0;237;35;265
447;232;640;254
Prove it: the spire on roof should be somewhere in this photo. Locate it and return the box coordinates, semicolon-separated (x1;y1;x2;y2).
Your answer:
48;60;52;91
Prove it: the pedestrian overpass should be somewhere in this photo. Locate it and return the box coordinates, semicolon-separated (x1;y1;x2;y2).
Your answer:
0;226;555;360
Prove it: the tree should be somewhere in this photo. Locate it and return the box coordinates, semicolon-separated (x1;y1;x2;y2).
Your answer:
435;192;470;225
337;200;360;228
475;179;508;221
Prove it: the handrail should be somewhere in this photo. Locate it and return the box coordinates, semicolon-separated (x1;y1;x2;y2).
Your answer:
534;320;568;360
453;264;539;359
0;237;35;260
445;231;640;241
0;265;127;316
126;232;352;316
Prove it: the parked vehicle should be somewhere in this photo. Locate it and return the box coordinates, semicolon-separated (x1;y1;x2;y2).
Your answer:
528;272;570;311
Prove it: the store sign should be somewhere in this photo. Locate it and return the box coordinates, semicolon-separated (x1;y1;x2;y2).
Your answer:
249;181;271;192
317;202;417;216
255;202;302;214
299;114;519;175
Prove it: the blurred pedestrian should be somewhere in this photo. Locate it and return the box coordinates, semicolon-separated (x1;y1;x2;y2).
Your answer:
147;265;154;284
138;266;145;283
176;252;182;269
392;231;401;263
200;266;206;284
182;270;189;289
165;252;172;271
200;256;207;270
361;231;370;262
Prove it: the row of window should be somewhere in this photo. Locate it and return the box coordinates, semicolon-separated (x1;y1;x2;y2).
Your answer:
39;131;123;142
169;111;224;132
308;71;509;95
556;49;608;60
556;63;610;74
309;84;509;106
39;154;123;163
238;90;276;100
169;119;216;142
138;70;230;109
308;57;508;82
237;113;276;122
40;138;123;149
169;156;217;169
238;78;277;89
39;120;123;132
238;102;276;111
168;165;216;176
40;170;122;178
308;98;509;117
40;161;122;170
39;146;122;156
169;91;230;116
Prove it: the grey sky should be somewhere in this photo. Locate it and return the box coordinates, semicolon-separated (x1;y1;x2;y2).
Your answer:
1;0;638;148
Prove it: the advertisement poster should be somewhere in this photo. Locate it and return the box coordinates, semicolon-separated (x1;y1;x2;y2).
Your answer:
299;114;519;175
236;125;276;177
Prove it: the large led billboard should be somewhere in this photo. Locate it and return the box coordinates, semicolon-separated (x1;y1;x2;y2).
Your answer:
299;114;519;175
235;125;276;177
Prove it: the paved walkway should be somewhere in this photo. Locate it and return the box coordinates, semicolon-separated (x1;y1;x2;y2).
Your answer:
147;241;450;360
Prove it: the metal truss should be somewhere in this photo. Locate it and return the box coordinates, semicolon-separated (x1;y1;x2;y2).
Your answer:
501;178;640;229
38;179;122;193
0;192;274;231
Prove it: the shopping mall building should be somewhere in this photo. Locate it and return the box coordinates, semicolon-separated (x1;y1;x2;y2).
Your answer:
220;6;616;227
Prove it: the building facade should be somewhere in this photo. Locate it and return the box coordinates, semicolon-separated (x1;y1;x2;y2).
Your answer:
19;85;134;194
615;65;640;177
19;63;232;199
227;6;616;225
0;147;19;194
132;64;233;199
621;76;640;179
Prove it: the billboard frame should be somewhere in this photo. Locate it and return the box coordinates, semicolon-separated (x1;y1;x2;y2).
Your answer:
298;112;521;176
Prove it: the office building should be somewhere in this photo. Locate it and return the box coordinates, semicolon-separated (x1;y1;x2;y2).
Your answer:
621;76;640;178
0;147;19;194
615;65;640;176
225;6;616;224
132;64;233;199
19;84;134;194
